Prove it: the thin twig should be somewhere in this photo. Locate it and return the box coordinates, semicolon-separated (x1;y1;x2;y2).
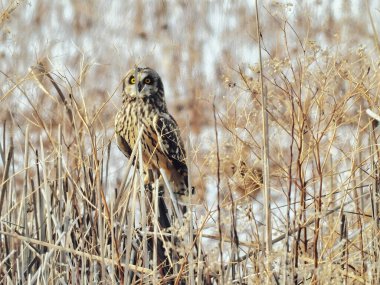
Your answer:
213;97;224;284
0;230;153;275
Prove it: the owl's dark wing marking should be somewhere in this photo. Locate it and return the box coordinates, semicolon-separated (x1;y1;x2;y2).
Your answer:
116;134;132;159
154;114;188;175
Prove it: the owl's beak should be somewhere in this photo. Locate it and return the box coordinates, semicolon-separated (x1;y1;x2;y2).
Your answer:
138;81;144;92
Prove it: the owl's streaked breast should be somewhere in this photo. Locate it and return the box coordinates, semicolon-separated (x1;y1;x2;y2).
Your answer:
115;97;168;170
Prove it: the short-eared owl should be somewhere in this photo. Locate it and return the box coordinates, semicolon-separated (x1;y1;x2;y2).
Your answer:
115;67;190;203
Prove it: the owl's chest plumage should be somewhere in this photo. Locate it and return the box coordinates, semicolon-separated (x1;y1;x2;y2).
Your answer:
115;98;169;170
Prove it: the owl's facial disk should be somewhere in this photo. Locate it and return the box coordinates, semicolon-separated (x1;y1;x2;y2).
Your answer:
124;68;162;98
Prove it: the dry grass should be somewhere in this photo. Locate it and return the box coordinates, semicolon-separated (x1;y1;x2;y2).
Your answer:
1;0;380;284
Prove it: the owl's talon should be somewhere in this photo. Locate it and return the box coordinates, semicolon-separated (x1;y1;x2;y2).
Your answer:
144;183;153;192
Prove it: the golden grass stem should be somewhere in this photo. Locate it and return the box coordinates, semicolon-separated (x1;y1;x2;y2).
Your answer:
255;0;272;281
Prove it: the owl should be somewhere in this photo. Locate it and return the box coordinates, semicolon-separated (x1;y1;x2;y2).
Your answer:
115;67;192;203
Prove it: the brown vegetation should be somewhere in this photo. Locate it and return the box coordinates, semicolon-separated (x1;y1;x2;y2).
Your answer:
1;0;380;284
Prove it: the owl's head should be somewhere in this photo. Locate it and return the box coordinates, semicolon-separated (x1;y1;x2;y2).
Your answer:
122;67;165;100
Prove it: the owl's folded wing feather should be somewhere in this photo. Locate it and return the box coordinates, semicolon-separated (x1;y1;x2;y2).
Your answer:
154;113;187;174
116;134;132;159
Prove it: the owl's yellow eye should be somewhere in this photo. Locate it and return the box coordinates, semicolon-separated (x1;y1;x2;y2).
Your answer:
129;76;136;84
144;77;152;85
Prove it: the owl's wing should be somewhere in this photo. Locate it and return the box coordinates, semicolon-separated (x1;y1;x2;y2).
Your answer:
116;134;132;159
154;113;187;174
